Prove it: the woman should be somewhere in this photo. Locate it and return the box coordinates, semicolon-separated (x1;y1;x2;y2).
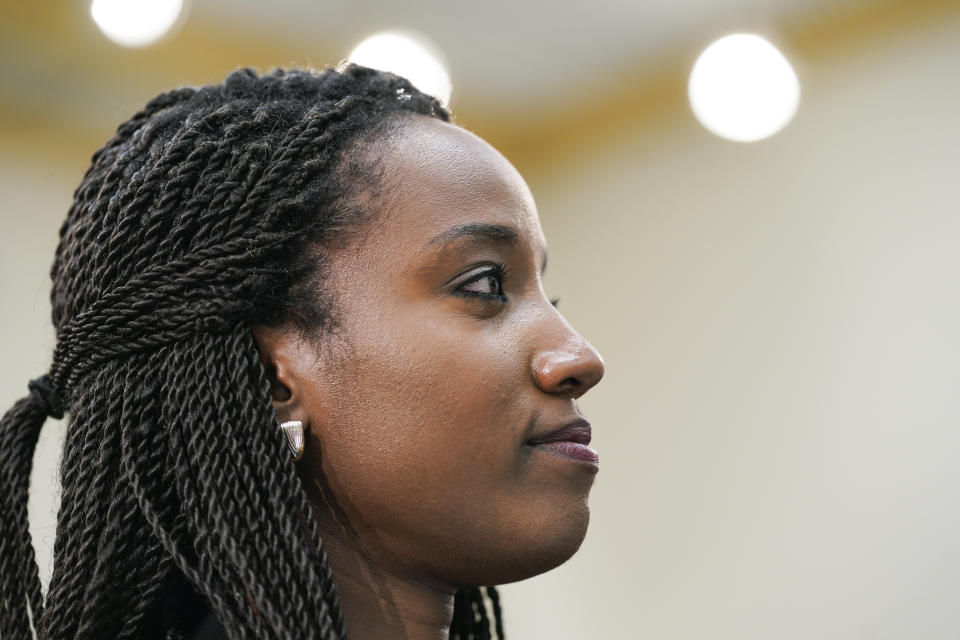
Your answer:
0;64;604;640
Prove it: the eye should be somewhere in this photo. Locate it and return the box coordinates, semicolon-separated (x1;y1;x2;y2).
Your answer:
453;263;509;302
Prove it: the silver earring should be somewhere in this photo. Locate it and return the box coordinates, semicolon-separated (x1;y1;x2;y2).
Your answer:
279;420;305;461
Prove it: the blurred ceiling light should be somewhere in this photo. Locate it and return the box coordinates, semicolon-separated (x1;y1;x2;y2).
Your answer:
90;0;185;48
688;33;800;142
348;31;452;107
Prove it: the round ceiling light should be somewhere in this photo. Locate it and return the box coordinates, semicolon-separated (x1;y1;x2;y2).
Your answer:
688;33;801;142
348;31;452;107
90;0;185;48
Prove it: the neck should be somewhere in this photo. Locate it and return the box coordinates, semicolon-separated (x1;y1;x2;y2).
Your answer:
304;476;455;640
328;553;454;640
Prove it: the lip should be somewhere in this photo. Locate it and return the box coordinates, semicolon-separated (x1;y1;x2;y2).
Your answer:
530;440;600;468
526;417;592;446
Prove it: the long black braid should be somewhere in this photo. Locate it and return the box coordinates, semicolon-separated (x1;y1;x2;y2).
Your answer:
0;64;505;640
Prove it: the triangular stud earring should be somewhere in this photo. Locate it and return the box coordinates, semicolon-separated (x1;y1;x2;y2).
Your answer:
279;420;305;461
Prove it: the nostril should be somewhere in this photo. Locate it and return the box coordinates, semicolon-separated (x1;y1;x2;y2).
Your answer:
557;376;584;397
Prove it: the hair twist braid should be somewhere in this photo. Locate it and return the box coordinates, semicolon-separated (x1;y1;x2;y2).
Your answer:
1;64;506;640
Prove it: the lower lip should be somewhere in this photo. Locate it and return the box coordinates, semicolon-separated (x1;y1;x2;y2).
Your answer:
531;441;599;467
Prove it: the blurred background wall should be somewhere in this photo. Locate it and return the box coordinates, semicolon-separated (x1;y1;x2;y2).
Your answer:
2;1;959;638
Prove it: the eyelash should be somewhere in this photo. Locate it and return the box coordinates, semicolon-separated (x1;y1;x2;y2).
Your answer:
454;263;510;302
452;262;560;308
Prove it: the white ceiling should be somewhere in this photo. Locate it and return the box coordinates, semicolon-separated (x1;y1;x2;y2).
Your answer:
0;0;881;165
196;0;871;107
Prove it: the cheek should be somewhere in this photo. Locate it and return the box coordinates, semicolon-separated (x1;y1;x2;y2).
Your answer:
311;309;523;510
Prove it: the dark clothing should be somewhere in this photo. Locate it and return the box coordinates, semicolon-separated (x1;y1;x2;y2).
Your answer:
186;608;228;640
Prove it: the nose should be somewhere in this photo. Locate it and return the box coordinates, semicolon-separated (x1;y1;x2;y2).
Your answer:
531;326;605;399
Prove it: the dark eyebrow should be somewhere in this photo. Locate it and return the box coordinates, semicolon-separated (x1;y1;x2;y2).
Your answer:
426;222;548;273
427;223;519;247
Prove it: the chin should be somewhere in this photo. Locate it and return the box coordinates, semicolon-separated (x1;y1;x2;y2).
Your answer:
508;507;591;583
449;500;592;587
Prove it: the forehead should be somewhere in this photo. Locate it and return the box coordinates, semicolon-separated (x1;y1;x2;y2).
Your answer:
360;115;544;248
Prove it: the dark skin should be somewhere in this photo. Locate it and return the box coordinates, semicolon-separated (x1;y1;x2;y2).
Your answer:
254;115;604;640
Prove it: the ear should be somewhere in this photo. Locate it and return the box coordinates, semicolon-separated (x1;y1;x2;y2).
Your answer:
251;324;306;424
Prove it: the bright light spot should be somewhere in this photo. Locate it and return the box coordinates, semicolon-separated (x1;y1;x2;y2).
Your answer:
348;31;452;107
90;0;184;48
688;33;800;142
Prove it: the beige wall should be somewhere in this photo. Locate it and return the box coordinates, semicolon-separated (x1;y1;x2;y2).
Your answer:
2;13;959;639
498;15;960;640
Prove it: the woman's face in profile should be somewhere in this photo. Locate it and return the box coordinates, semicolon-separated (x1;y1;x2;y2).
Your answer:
258;114;604;590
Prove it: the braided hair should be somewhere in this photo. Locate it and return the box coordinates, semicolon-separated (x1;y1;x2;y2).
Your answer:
0;64;505;640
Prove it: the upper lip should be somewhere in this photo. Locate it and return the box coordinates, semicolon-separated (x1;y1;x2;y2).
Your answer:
526;418;592;446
